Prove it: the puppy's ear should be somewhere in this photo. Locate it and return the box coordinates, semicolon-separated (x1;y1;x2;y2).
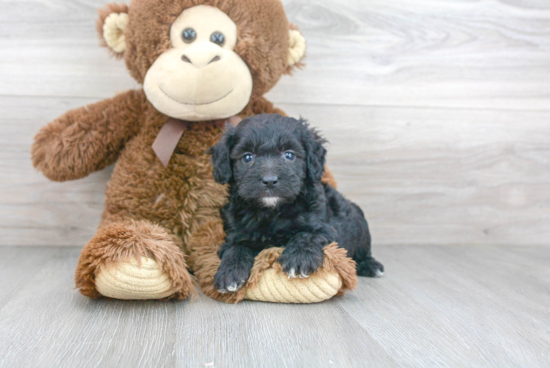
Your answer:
207;126;236;184
301;120;327;183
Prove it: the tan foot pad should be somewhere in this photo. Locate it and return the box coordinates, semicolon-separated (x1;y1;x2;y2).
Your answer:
244;268;342;303
95;257;177;300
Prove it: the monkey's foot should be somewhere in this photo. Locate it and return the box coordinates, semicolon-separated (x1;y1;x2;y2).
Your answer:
95;257;177;300
75;220;195;300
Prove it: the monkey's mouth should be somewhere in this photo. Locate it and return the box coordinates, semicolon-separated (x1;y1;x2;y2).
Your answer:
159;86;234;106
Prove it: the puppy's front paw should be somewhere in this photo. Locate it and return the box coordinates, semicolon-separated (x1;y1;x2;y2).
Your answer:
278;247;324;279
214;262;252;294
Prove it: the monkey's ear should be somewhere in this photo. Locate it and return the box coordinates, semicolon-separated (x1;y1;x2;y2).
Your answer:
285;25;306;73
207;126;236;184
97;3;129;58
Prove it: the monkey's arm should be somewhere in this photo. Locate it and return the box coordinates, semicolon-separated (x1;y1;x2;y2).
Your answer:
31;90;146;182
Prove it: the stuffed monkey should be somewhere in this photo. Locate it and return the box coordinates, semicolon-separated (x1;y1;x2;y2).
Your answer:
32;0;357;302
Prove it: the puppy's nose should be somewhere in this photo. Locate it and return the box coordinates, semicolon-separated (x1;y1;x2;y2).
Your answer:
261;175;279;187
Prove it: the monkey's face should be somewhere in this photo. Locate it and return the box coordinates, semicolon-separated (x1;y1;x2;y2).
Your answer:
143;5;253;121
99;0;307;121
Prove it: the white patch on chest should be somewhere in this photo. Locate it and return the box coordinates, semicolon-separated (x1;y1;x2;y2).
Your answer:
262;197;280;207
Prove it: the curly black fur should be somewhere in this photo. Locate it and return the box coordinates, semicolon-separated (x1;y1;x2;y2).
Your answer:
208;114;384;293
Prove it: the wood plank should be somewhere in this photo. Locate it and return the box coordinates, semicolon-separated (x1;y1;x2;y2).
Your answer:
284;104;550;246
2;96;549;246
0;246;396;367
0;247;60;309
0;202;103;247
0;0;549;109
174;297;398;367
339;244;550;367
0;247;179;367
0;245;548;367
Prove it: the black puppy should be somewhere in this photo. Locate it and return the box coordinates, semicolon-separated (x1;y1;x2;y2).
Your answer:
208;114;384;293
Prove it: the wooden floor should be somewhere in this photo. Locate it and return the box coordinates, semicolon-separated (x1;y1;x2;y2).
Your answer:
0;244;548;367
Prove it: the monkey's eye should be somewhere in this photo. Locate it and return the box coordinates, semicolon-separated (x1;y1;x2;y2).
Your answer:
242;153;254;163
284;152;295;161
210;32;225;46
182;28;197;43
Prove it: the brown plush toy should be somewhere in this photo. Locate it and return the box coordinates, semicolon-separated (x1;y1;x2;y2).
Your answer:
31;0;358;303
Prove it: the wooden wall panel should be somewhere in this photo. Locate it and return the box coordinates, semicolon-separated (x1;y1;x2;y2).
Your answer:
0;0;549;246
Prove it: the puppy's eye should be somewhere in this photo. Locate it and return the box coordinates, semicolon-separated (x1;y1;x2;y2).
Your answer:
182;28;197;43
284;152;295;161
242;154;254;163
210;31;225;46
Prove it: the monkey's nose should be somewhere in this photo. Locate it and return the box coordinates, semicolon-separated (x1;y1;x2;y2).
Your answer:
261;175;279;188
209;55;221;64
181;54;221;67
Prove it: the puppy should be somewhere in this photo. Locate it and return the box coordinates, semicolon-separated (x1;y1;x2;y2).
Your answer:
208;114;384;293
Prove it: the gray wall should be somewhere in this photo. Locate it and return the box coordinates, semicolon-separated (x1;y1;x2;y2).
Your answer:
1;0;549;246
